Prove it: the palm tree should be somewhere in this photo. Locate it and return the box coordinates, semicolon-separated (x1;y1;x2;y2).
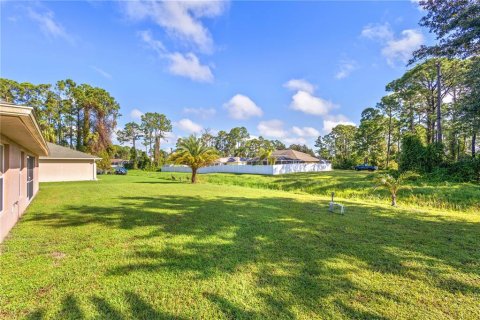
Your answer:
168;135;218;183
258;148;276;165
374;171;418;206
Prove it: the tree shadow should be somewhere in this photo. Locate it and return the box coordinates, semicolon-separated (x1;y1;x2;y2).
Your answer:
57;294;84;320
24;309;45;320
23;192;480;318
91;296;125;320
124;291;187;320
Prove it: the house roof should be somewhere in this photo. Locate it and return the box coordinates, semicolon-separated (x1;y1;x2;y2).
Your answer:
215;157;248;163
40;142;101;160
0;102;49;156
272;149;319;162
111;159;127;164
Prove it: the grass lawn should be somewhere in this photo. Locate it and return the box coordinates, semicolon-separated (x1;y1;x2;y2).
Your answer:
1;171;479;319
158;170;480;213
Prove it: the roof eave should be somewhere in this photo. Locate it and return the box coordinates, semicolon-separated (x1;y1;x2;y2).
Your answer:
39;157;101;160
0;103;49;156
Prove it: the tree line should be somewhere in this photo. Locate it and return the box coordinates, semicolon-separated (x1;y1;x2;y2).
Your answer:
0;78;120;166
315;0;479;181
0;76;315;171
117;120;319;169
1;1;477;181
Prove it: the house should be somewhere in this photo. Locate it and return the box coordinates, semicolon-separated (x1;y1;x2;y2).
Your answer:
163;149;331;175
247;149;322;165
214;157;249;165
39;143;100;182
0;102;49;242
271;149;320;163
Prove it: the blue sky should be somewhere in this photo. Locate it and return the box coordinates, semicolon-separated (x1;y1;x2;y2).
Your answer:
1;0;431;149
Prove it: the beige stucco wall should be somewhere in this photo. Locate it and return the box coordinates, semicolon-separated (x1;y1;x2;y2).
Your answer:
39;159;96;182
0;134;40;243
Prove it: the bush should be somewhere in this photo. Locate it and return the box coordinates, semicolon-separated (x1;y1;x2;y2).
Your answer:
423;142;445;173
333;158;357;169
446;157;480;182
386;160;399;170
399;134;425;172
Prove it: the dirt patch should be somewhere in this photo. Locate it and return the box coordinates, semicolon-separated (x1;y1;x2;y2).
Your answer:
51;251;67;266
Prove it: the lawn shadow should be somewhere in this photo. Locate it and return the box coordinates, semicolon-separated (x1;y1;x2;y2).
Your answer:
24;191;480;318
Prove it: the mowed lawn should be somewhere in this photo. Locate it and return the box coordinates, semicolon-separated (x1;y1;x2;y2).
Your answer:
158;170;480;213
1;172;479;319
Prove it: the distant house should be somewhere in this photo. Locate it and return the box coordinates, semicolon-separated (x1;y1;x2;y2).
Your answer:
247;149;322;165
39;143;100;182
271;149;320;163
215;157;249;165
111;159;128;168
0;102;49;242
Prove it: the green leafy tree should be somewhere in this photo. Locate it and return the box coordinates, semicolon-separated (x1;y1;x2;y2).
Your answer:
325;124;358;168
227;127;250;156
258;146;276;165
117;122;143;169
271;140;286;150
214;130;229;156
355;108;387;167
141;112;172;166
97;150;112;172
459;57;480;158
111;145;130;160
413;0;480;60
377;95;401;167
169;135;218;183
399;133;426;172
288;144;315;156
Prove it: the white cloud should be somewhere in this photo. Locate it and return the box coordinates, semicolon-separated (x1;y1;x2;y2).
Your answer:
166;52;214;82
291;126;320;137
27;7;73;43
176;118;203;134
130;108;144;120
335;59;357;80
138;30;166;54
290;90;337;116
382;29;424;66
322;114;356;133
124;0;227;53
138;31;214;82
161;131;177;145
257;120;287;138
91;66;112;79
183;107;216;119
283;79;315;94
361;23;393;41
224;94;263;120
284;137;307;145
361;23;424;66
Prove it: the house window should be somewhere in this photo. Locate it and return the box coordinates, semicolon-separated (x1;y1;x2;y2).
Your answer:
0;144;4;212
27;156;34;200
19;152;24;197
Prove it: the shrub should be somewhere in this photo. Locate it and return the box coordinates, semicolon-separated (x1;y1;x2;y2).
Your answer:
446;157;480;182
423;142;445;173
399;134;425;172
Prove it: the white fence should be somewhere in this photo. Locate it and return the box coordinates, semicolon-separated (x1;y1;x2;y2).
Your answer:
162;163;332;175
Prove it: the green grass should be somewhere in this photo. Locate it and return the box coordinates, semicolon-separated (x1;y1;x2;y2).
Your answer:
157;170;480;213
1;171;479;319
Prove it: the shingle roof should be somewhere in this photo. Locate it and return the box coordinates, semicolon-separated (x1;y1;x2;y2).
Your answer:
272;149;319;162
40;142;101;160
